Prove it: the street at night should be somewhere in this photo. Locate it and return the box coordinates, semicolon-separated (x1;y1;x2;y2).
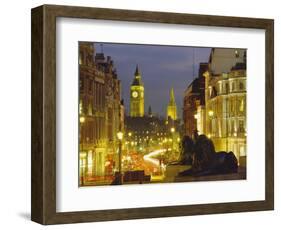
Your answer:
79;42;247;186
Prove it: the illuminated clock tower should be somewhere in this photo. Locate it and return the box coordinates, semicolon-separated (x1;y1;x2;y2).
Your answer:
130;65;144;117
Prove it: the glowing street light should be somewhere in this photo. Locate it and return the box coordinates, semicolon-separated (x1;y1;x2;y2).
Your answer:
170;127;175;152
208;110;214;117
117;131;123;140
116;131;123;185
80;116;85;123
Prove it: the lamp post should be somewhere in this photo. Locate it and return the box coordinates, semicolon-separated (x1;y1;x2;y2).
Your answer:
117;131;123;184
170;127;175;156
128;132;132;152
79;116;85;186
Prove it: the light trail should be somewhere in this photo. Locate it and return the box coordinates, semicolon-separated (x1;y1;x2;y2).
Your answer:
143;149;166;167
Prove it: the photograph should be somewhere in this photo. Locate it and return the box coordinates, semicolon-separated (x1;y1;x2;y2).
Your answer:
78;42;247;186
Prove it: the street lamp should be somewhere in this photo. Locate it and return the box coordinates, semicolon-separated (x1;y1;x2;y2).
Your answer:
170;127;175;159
208;110;214;117
79;115;85;186
117;131;123;185
117;131;123;141
80;116;85;123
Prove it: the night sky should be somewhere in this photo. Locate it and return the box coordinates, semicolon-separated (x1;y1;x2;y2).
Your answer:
94;42;211;119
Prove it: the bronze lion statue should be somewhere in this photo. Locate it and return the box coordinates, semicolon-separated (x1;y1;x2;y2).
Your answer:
179;134;238;177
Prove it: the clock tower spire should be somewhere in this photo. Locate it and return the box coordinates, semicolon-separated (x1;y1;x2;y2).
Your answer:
130;65;144;117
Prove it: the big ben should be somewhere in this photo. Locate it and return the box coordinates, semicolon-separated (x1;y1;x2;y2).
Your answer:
130;65;144;117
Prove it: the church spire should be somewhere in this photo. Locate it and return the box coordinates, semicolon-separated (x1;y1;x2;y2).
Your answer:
167;87;177;120
169;87;176;105
148;105;152;117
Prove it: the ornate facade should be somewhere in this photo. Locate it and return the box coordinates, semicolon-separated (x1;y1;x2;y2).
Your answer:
203;62;247;163
183;48;247;164
197;48;247;164
79;42;123;184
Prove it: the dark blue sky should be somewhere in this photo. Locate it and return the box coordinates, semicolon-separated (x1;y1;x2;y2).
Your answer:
95;42;211;119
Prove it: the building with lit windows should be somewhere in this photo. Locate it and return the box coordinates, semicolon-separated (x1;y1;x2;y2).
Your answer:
195;48;247;164
125;115;169;153
79;42;123;184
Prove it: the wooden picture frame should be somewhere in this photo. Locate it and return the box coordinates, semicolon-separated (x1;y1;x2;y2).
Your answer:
31;4;274;225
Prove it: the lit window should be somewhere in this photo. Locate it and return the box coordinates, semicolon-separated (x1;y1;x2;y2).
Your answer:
239;99;244;112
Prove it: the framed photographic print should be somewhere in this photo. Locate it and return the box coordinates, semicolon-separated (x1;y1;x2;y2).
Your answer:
31;4;274;225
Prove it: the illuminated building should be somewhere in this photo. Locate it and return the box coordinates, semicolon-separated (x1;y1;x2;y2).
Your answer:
183;63;207;137
125;115;168;152
166;88;177;120
183;48;247;164
79;42;124;183
130;65;144;117
198;48;247;164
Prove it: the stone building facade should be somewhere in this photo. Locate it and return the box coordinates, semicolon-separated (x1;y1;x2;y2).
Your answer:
183;48;247;164
203;62;247;162
196;48;247;163
79;42;123;184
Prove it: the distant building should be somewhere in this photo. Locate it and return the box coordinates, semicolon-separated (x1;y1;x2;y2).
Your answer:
130;65;145;117
125;115;169;152
166;88;178;120
79;42;124;182
183;63;207;137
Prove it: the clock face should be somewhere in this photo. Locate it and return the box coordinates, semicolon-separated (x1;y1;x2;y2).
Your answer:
132;91;138;98
140;92;144;98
